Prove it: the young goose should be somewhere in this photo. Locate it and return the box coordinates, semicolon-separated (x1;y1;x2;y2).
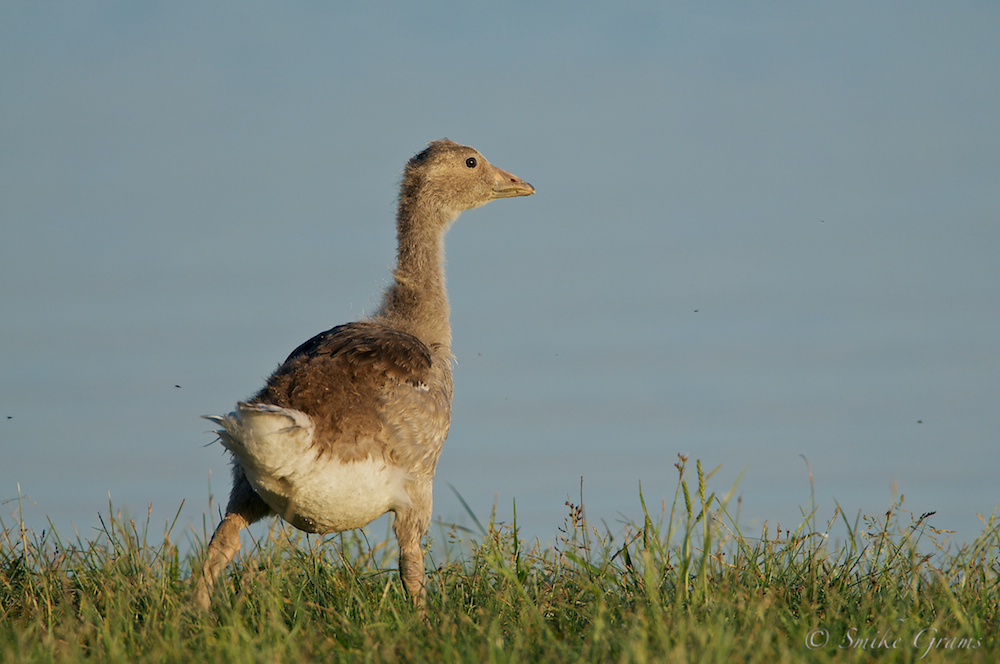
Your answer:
195;140;534;610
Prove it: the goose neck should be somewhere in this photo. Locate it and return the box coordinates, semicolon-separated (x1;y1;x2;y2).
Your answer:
375;202;454;349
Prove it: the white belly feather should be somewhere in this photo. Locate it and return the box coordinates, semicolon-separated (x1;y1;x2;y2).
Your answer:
205;403;411;533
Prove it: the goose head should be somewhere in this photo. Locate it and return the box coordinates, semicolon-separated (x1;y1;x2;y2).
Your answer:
402;139;535;220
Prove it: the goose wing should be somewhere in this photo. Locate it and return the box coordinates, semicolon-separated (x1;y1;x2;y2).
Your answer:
253;322;450;471
282;322;432;381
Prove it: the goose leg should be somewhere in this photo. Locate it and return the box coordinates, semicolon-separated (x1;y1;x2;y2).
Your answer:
393;486;432;609
195;468;272;609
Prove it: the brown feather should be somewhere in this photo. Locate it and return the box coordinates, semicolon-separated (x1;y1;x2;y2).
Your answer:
252;322;437;463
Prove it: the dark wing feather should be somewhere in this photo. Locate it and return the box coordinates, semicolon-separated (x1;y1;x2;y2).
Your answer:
282;322;432;383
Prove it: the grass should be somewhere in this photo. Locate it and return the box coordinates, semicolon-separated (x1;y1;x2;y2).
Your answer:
2;455;997;663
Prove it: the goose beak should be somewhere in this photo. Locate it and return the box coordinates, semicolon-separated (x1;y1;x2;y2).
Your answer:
491;168;535;198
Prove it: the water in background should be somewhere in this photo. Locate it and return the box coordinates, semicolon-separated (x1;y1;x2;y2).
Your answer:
3;197;997;551
2;3;998;554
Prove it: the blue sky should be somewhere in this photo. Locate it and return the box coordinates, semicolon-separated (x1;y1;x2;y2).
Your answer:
2;2;998;547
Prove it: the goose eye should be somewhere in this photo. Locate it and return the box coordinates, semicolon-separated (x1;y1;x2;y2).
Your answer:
465;157;477;168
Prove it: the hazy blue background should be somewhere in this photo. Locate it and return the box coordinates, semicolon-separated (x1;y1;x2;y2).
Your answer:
2;2;998;550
